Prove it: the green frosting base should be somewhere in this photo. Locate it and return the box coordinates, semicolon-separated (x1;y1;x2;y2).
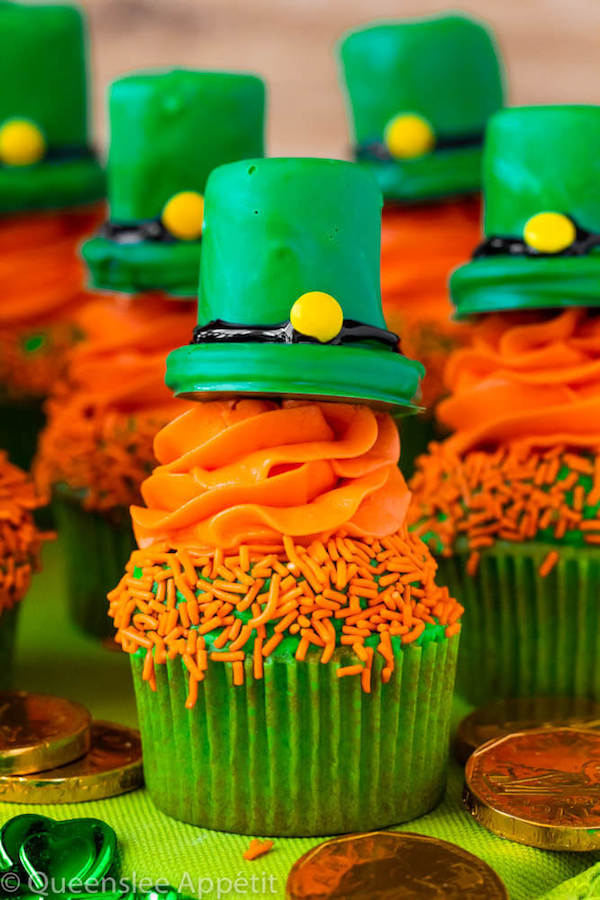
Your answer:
53;493;135;640
0;158;105;214
357;146;482;203
0;605;20;691
82;235;201;296
130;631;459;836
167;341;424;411
451;254;600;318
437;541;600;706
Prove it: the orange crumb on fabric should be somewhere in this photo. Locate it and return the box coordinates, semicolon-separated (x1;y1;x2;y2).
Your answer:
409;441;600;564
243;839;274;861
109;529;461;707
0;452;49;614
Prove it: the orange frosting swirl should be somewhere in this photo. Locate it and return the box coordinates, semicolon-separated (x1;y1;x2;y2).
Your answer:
34;292;195;511
381;198;480;407
67;292;195;414
132;400;411;550
439;308;600;455
0;205;104;397
0;206;103;326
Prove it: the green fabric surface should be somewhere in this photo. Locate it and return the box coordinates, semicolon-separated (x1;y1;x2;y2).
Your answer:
2;538;599;899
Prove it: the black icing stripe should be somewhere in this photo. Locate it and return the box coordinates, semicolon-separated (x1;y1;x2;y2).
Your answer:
192;318;400;351
473;225;600;259
99;218;179;244
356;131;484;162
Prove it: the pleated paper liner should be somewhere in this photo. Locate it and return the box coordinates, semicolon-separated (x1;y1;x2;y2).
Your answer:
131;633;459;837
0;606;20;690
437;540;600;706
53;493;136;639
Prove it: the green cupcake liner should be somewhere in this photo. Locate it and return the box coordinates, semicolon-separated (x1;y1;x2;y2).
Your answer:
437;542;600;706
0;400;46;471
53;495;136;640
0;605;21;691
131;633;460;836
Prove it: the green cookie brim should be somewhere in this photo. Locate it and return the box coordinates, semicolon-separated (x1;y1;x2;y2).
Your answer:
358;146;482;203
166;342;425;412
82;236;202;297
451;254;600;319
0;158;105;214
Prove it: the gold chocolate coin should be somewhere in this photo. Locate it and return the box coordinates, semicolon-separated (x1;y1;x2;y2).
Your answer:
0;692;91;775
286;831;508;899
465;727;600;850
455;696;600;764
0;721;143;803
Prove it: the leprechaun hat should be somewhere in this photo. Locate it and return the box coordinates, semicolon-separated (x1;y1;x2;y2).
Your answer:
338;13;504;203
0;2;104;213
82;70;266;296
167;157;424;410
451;106;600;317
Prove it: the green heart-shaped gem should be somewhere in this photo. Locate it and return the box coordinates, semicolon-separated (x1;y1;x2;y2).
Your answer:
0;814;117;894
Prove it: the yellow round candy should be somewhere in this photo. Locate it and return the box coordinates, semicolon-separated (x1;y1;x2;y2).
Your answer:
161;191;204;240
523;212;576;254
384;113;435;159
290;292;344;343
0;119;45;166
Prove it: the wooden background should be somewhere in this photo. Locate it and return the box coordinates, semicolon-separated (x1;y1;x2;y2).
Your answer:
81;0;600;158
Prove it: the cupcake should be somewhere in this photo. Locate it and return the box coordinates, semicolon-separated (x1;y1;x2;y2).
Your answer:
0;2;105;468
108;158;463;836
338;13;505;471
409;106;600;705
0;452;46;689
35;70;266;638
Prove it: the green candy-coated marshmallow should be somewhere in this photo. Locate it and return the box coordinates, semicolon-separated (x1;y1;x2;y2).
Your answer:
452;105;600;316
338;13;504;202
0;2;104;212
83;69;265;295
166;157;424;410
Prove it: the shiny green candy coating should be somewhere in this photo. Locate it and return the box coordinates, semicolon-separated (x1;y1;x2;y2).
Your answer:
83;69;265;294
0;2;104;212
167;157;424;410
452;105;600;316
338;13;504;201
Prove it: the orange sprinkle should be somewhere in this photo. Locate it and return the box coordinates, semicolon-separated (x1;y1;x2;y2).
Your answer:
336;664;364;678
539;550;560;577
409;444;600;563
109;533;461;705
233;661;245;686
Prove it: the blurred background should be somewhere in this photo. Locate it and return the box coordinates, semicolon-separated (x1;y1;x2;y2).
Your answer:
83;0;598;158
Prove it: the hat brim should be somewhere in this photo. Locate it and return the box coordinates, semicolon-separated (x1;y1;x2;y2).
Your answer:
451;254;600;319
82;236;201;297
0;157;105;214
358;146;482;203
166;342;424;413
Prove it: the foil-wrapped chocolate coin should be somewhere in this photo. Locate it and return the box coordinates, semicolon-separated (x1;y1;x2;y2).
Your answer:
0;692;91;775
455;696;600;764
0;721;143;803
286;831;508;899
465;727;600;850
